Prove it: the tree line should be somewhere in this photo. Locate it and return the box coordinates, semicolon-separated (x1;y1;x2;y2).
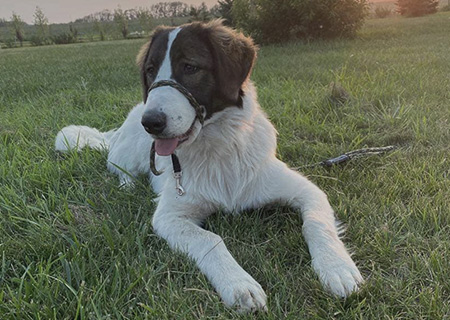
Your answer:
1;0;445;48
2;2;219;48
74;2;192;23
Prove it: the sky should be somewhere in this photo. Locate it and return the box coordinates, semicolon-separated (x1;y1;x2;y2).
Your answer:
1;0;219;24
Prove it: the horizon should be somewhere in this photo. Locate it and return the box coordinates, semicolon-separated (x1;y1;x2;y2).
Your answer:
1;0;219;24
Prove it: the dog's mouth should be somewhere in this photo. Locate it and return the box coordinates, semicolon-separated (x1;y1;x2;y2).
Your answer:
153;121;196;156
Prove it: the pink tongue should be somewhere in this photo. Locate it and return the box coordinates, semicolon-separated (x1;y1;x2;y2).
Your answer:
155;138;179;156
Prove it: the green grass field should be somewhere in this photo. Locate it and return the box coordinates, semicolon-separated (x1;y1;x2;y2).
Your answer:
1;12;449;319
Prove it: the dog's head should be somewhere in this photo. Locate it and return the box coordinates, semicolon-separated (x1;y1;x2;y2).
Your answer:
137;20;256;156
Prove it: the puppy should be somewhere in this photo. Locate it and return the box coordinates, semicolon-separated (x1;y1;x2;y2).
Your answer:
56;20;363;312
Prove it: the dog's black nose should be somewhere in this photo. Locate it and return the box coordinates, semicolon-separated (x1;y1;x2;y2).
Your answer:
141;111;167;135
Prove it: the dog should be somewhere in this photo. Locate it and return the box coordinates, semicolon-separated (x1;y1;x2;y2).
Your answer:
55;20;363;312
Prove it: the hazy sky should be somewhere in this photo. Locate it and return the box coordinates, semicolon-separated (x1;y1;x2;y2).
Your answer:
1;0;219;24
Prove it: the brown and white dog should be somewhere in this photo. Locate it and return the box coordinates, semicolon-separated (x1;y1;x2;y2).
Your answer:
55;20;363;312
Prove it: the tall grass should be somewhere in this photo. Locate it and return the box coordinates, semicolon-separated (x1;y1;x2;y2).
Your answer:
0;13;449;319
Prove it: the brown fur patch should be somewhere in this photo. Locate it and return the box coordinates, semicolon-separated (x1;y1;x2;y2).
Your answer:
205;19;257;104
136;41;151;69
136;26;173;68
136;20;257;116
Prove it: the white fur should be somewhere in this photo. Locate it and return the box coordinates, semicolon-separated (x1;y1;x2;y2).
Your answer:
155;28;181;82
55;125;116;151
144;86;197;138
54;28;363;312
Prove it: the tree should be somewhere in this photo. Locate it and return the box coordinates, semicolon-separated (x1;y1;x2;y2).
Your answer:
396;0;439;16
217;0;234;25
76;9;114;23
189;2;210;22
10;12;25;47
151;2;170;18
374;6;392;18
169;2;189;17
137;7;153;33
93;19;107;41
69;24;78;42
198;2;210;21
33;6;49;44
232;0;368;44
114;7;129;38
149;2;189;19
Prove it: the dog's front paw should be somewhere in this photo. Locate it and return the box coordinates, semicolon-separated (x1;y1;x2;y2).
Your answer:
313;256;363;297
218;275;267;312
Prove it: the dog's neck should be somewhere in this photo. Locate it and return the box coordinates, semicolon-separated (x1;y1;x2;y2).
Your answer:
175;81;277;171
158;80;278;209
178;82;255;155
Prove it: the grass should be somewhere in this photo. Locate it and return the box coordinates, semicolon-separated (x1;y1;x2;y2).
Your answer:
1;12;449;319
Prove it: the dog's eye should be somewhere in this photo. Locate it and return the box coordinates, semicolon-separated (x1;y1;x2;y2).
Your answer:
146;65;155;75
184;64;199;75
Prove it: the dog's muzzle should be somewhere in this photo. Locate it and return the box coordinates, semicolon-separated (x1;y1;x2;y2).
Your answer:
146;80;206;196
147;80;205;126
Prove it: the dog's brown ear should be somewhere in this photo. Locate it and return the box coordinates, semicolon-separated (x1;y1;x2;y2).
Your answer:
136;40;150;69
136;40;151;102
207;20;257;105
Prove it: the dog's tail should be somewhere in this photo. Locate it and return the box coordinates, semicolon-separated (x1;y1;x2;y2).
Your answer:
55;125;117;152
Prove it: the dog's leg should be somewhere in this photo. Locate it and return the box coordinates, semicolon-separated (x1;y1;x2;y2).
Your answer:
257;160;363;297
152;199;267;312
